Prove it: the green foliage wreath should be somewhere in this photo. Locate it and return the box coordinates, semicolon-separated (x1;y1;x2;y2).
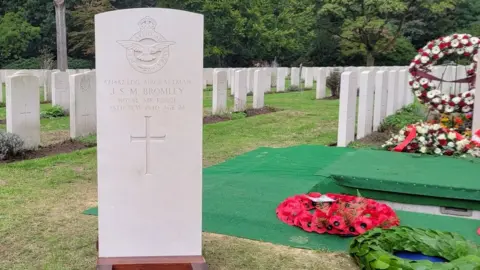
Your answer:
349;226;480;269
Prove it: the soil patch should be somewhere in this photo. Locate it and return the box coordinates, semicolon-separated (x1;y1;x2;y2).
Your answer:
40;101;51;104
0;119;5;125
355;131;391;148
203;106;280;125
1;140;96;163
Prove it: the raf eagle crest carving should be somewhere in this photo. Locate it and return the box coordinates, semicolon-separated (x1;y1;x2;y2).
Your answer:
117;17;175;74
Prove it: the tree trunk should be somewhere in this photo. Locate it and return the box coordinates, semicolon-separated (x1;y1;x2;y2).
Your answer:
54;0;68;71
366;51;375;67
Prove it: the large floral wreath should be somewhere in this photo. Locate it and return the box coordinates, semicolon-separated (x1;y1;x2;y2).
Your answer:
409;33;477;114
276;192;399;236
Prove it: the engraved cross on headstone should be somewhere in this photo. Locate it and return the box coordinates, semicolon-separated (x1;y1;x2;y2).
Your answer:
20;104;31;128
130;116;166;175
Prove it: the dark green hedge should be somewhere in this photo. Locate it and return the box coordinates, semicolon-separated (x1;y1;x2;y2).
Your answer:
3;57;93;69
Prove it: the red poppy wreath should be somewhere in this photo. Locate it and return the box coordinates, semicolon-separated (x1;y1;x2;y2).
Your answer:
409;33;478;114
276;192;399;236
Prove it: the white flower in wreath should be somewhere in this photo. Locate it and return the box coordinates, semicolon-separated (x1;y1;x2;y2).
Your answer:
434;148;443;155
457;49;465;55
398;135;406;141
416;126;428;134
448;142;455;148
451;39;460;48
414;90;422;97
441;95;451;102
445;105;455;113
424;49;432;54
438;52;445;58
415;54;421;60
428;82;435;88
438;134;446;140
462;105;471;112
420;78;430;85
448;132;457;140
412;82;421;89
448;49;455;54
427;91;436;99
443;36;452;43
399;129;405;135
432;46;441;54
437;104;443;111
432;124;441;131
432;97;441;104
420;146;427;153
465;46;474;53
457;34;465;40
432;89;442;96
452;97;461;104
461;38;469;45
409;62;416;69
421;56;430;64
471;37;479;44
465;97;474;105
418;136;426;143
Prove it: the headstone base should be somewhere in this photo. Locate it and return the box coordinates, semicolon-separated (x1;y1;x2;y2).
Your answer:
96;256;208;270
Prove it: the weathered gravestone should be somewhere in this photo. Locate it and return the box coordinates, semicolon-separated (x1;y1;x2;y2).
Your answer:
70;71;96;138
44;70;52;102
52;71;70;111
291;67;300;87
253;69;265;109
315;68;326;99
6;73;40;149
95;8;206;268
212;69;227;114
234;69;247;111
276;68;286;92
304;67;314;89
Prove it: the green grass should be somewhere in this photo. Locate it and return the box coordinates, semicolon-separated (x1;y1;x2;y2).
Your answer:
0;87;355;270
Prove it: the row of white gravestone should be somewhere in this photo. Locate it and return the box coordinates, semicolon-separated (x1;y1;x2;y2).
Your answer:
3;70;96;149
337;69;414;147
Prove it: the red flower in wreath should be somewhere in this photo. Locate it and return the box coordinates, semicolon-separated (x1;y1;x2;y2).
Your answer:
276;193;399;236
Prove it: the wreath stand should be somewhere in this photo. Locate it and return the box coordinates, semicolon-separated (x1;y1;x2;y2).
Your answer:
96;239;208;270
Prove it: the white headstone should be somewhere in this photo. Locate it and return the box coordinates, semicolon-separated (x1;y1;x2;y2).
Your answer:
52;71;70;111
230;68;237;95
212;70;228;114
6;74;40;149
304;68;314;89
253;70;265;109
271;68;277;88
44;70;52;102
386;70;398;116
357;70;375;139
473;57;480;132
337;71;358;147
203;68;213;85
234;69;247;111
276;68;286;92
95;8;203;258
291;67;300;87
397;70;408;110
247;68;256;93
69;71;97;138
263;68;272;92
373;70;388;131
315;68;326;99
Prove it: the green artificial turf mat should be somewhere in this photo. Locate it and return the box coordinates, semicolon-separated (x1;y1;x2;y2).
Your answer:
85;145;480;251
309;178;480;211
318;149;480;202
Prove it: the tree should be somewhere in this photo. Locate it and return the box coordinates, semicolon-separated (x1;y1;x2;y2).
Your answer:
69;0;113;57
0;11;41;63
321;0;461;66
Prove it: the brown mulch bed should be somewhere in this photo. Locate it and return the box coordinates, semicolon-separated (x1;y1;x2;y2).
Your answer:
1;140;96;163
203;106;280;125
0;119;5;125
40;101;51;104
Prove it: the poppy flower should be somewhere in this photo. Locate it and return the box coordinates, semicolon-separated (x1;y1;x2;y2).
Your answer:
329;215;346;230
354;217;373;234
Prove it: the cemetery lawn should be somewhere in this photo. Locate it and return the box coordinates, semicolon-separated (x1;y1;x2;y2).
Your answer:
0;90;358;270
